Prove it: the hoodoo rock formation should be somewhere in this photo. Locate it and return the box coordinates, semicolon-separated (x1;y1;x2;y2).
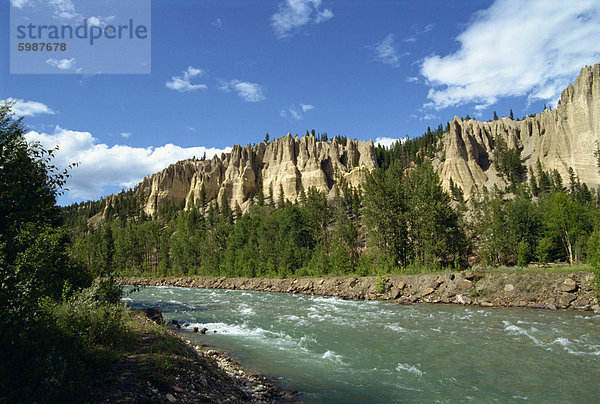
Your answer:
435;63;600;199
134;134;377;217
103;62;600;217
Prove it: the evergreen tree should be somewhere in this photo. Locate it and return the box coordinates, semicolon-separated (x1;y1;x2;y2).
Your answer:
221;193;233;224
234;202;243;222
493;111;499;120
268;183;275;207
528;167;539;196
298;182;307;205
363;161;408;267
199;183;207;214
255;170;265;206
98;224;115;276
278;184;286;209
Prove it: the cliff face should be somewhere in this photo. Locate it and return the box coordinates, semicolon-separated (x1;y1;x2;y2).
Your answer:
134;134;377;216
106;63;600;217
435;63;600;198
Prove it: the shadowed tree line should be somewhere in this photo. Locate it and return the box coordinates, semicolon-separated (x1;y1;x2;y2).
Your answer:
1;102;131;402
62;120;600;279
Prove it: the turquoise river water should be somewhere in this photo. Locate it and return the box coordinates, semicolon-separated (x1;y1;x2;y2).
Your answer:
124;286;599;403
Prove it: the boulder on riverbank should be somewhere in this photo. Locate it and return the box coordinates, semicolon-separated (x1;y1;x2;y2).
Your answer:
138;307;165;325
118;271;599;313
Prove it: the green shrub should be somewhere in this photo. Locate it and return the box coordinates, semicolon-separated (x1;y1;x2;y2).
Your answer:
536;237;554;263
375;274;389;293
54;280;127;347
516;240;531;267
587;229;600;297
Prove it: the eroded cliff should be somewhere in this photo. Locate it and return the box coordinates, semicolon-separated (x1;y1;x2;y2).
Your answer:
104;63;600;217
435;63;600;199
134;134;376;216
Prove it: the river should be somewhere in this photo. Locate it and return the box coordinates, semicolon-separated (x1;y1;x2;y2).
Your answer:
124;286;600;403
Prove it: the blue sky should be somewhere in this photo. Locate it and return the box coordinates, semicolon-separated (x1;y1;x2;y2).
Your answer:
3;0;600;205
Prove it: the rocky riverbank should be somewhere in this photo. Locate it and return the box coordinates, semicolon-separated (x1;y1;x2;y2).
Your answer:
118;271;600;312
92;311;296;403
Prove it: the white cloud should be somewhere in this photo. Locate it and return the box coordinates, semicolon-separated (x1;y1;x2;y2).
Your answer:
1;98;55;117
271;0;334;38
11;0;81;20
220;80;265;102
281;103;315;120
280;106;301;120
120;132;131;138
421;0;600;110
422;113;439;121
46;57;80;72
314;8;334;24
87;16;102;26
25;127;231;201
374;34;406;67
10;0;30;8
375;136;408;148
48;0;79;21
87;16;114;27
213;18;223;27
166;67;207;92
406;76;419;83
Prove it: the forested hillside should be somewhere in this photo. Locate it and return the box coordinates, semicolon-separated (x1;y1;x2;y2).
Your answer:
62;126;600;278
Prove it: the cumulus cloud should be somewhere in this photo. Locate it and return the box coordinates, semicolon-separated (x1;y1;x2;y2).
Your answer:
11;0;80;20
375;136;408;148
46;58;80;72
281;103;315;120
166;67;207;92
50;0;79;19
421;0;600;110
373;34;405;67
1;98;55;117
271;0;334;38
10;0;30;8
120;132;131;138
220;80;265;102
87;15;115;27
25;127;231;201
280;107;301;120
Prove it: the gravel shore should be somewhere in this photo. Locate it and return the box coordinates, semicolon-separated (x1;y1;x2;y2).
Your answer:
118;271;600;312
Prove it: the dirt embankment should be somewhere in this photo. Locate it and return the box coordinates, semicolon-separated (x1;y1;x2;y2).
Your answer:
117;271;600;312
91;312;296;403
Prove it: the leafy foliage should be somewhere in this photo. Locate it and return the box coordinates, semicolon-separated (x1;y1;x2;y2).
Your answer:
0;102;127;402
363;160;466;270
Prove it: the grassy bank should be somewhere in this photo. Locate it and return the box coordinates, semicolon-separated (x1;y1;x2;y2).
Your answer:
2;280;284;403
